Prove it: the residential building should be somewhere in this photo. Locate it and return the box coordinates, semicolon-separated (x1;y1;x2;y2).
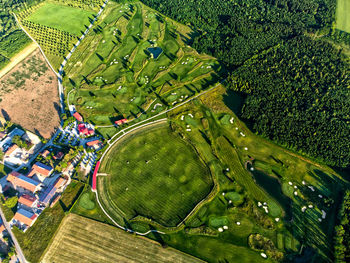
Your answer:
78;124;94;136
41;149;50;158
27;162;54;182
39;177;66;206
86;140;102;150
18;194;37;209
73;112;83;122
7;171;42;194
115;118;128;126
12;209;37;230
53;151;64;160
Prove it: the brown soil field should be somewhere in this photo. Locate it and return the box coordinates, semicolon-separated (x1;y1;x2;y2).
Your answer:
0;48;60;138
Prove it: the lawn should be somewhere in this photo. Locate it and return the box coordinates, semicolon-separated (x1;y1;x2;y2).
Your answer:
26;3;95;36
336;0;350;33
99;121;213;227
63;1;222;125
13;181;84;263
42;213;203;263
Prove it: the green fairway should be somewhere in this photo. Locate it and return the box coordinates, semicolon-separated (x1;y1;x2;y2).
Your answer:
336;0;350;33
100;122;213;226
63;1;222;125
26;3;95;36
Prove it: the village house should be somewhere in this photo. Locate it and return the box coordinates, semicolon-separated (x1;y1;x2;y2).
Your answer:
114;118;128;126
73;112;83;122
78;123;94;136
6;171;42;194
17;194;38;209
53;151;64;160
39;177;66;207
41;149;50;158
86;140;102;150
27;162;54;182
11;208;37;231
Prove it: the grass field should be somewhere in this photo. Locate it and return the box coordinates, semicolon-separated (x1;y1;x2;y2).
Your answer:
63;1;222;125
26;3;95;36
42;213;204;263
99;121;213;226
336;0;350;33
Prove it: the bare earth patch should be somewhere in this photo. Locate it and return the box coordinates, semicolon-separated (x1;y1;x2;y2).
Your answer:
0;48;60;138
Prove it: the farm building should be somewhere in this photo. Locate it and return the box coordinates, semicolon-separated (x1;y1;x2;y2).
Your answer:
18;194;38;209
86;140;102;150
27;162;54;181
12;208;38;231
73;112;83;122
115;118;128;126
6;171;42;194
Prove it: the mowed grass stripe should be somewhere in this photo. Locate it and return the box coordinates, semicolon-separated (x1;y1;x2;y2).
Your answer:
42;214;203;263
101;123;213;226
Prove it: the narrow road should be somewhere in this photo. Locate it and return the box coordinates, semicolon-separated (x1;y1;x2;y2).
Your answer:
0;207;27;263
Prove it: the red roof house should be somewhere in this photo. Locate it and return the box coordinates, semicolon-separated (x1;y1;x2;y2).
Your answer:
115;118;128;126
27;162;53;178
86;140;101;147
13;209;37;227
73;112;83;122
18;194;37;208
78;124;94;136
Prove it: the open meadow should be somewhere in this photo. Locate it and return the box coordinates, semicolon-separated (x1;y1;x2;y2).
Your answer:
336;0;350;33
99;121;213;227
42;213;204;263
63;1;222;125
17;1;98;70
0;48;60;138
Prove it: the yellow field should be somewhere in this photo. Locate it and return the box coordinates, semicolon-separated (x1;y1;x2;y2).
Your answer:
42;214;203;263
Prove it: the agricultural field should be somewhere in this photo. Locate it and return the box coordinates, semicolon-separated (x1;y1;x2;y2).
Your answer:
336;0;350;33
0;48;60;138
99;121;213;227
63;1;222;125
16;1;98;70
42;213;204;263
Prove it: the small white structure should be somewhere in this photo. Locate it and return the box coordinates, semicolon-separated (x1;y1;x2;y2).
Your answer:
322;210;326;219
308;185;315;192
294;191;298;196
288;181;293;186
308;204;313;208
236;222;241;225
257;202;262;207
228;200;232;204
244;147;248;151
223;225;228;230
230;117;234;124
318;194;323;198
222;192;225;196
226;168;230;172
294;185;298;189
250;167;254;171
318;218;322;222
239;132;246;137
275;218;280;222
218;227;223;232
301;206;307;212
181;115;184;120
302;180;306;185
260;253;267;258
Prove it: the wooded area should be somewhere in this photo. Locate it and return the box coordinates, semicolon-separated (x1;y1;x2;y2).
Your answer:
334;190;350;262
140;0;350;167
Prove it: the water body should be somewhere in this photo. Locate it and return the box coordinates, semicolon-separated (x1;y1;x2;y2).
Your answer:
147;47;163;59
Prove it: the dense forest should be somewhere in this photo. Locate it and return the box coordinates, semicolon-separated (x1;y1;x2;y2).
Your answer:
0;0;42;68
334;190;350;262
140;0;350;167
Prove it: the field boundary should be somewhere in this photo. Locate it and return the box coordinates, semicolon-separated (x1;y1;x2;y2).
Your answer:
0;42;37;79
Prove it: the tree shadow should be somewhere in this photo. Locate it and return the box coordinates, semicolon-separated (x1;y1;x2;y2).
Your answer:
1;109;10;121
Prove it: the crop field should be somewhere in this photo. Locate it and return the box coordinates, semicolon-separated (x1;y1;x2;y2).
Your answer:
336;0;350;33
42;213;204;263
0;48;60;138
63;1;222;125
99;122;213;226
17;2;97;70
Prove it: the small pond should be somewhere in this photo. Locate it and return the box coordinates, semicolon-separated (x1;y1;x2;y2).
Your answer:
147;47;163;59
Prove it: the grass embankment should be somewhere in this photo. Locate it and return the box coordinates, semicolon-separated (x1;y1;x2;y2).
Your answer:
99;121;213;227
42;213;203;263
13;181;84;263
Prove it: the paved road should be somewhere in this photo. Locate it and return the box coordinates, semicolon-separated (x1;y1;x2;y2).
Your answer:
0;207;27;263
